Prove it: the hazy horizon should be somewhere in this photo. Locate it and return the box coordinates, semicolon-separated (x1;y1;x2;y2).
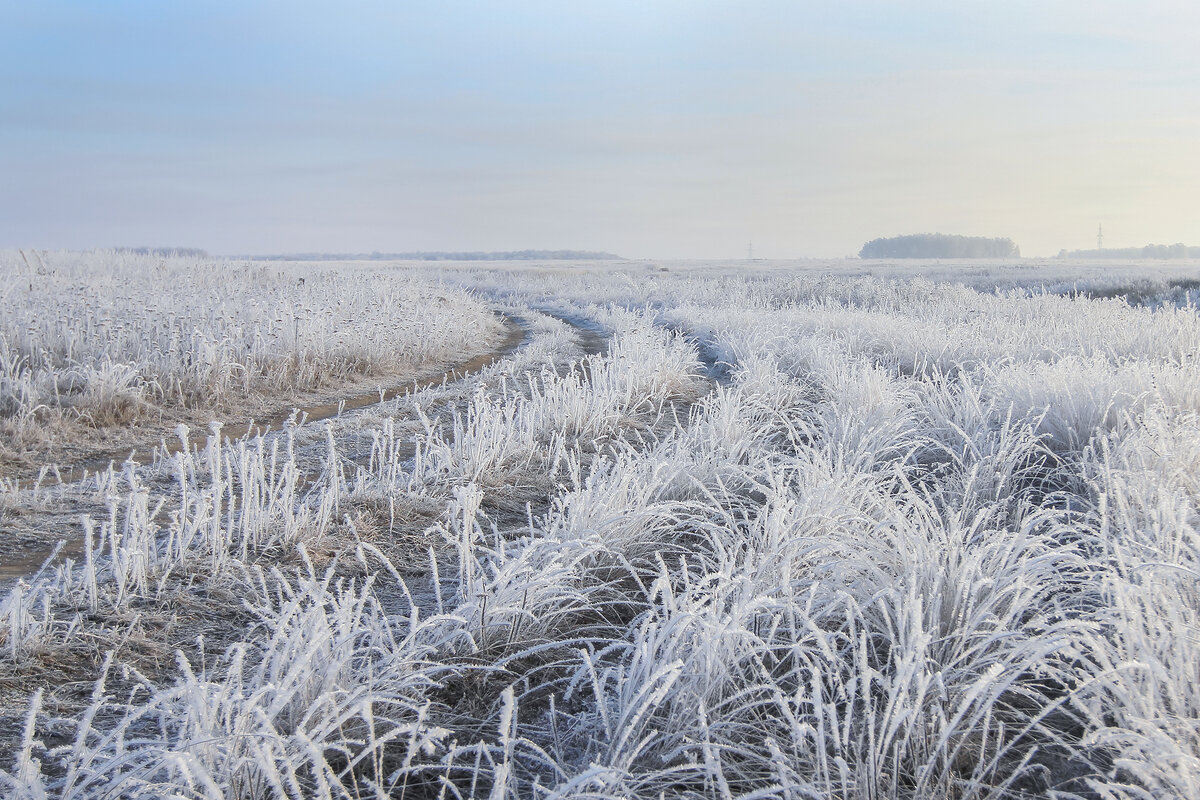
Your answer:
3;2;1198;259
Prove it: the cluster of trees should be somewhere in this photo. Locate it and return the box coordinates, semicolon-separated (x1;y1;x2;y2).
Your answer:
252;250;621;262
859;234;1020;259
1059;244;1200;259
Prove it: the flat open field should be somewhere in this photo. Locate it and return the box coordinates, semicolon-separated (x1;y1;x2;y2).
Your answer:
3;251;1200;798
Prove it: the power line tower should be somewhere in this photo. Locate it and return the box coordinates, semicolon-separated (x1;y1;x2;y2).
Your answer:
1097;224;1104;251
747;240;753;261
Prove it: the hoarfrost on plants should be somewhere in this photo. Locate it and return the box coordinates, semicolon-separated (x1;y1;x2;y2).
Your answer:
3;253;1200;798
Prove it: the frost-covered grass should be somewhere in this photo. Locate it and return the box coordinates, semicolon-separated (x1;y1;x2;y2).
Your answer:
3;258;1200;798
0;250;503;472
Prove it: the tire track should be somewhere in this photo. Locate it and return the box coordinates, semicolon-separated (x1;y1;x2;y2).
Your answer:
1;312;539;586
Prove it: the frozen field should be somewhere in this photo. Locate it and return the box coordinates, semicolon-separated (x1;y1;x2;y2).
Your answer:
3;252;1200;798
0;251;506;478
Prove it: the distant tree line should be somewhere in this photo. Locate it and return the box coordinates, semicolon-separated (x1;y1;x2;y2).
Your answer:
115;246;209;258
859;234;1019;259
249;250;622;262
1058;244;1200;259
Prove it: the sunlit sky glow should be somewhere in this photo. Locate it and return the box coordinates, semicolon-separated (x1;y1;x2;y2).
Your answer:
2;1;1198;258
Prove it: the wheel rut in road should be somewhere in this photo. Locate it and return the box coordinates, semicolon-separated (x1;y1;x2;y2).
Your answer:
1;312;576;587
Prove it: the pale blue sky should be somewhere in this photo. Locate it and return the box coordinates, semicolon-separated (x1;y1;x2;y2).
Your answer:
2;1;1198;257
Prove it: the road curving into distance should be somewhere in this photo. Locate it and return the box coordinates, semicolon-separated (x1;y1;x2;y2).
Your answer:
1;311;556;586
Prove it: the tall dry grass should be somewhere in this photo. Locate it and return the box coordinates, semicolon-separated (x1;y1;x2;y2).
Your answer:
4;262;1199;798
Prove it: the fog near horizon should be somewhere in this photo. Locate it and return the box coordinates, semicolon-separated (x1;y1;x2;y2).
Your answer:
2;1;1198;260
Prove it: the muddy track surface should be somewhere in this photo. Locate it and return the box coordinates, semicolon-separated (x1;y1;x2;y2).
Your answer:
1;312;579;587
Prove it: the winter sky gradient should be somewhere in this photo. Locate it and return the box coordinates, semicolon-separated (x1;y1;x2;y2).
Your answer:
2;1;1198;258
